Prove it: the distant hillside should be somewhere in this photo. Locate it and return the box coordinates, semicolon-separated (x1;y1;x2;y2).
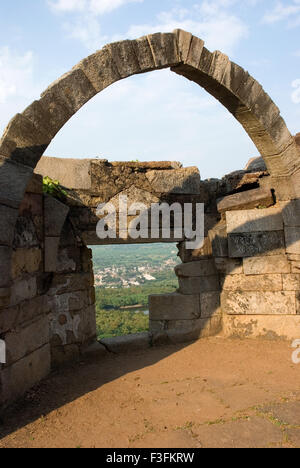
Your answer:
91;243;180;288
91;244;180;339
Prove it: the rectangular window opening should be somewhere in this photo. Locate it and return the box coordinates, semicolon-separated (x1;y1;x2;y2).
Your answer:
90;243;180;340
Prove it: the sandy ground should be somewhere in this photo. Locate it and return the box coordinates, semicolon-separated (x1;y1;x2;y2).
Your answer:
0;337;300;448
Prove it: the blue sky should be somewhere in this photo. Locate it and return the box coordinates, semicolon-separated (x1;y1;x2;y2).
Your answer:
0;0;300;179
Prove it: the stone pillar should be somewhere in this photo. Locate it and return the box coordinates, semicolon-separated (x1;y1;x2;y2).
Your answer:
46;223;97;367
0;175;51;409
149;258;222;344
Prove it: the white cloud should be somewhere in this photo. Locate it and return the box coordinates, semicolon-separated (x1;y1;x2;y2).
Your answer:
0;47;47;134
292;79;300;104
89;0;143;15
49;0;86;12
127;4;248;55
49;0;144;50
49;0;143;15
263;0;300;25
0;47;35;104
48;0;248;54
63;15;108;50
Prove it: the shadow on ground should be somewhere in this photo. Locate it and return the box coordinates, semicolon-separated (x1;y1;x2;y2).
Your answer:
1;337;300;448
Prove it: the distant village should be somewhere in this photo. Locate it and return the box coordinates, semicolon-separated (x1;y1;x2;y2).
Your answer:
94;258;177;289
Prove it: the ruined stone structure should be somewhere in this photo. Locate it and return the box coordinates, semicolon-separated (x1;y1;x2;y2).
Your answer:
0;30;300;410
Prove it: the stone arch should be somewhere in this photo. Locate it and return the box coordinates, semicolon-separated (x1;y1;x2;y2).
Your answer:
0;29;299;290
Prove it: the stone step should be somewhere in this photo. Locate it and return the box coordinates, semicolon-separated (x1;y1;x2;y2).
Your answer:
175;259;217;278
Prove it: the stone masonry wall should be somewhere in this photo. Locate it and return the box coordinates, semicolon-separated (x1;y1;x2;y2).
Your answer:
0;175;97;409
149;156;300;343
0;175;51;407
1;155;300;411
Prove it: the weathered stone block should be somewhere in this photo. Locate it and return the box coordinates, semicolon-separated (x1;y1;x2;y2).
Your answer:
44;195;70;237
178;276;220;295
4;316;49;366
81;247;93;273
0;113;50;168
217;188;273;213
221;61;246;94
236;72;256;103
226;207;283;234
44;237;60;273
48;290;90;316
13;215;40;248
146;167;201;194
41;68;96;117
25;174;43;194
56;246;79;273
81;341;107;359
0;205;18;246
243;255;290;275
76;305;97;344
51;344;80;368
0;344;51;405
282;199;300;227
69;290;89;311
151;316;222;345
0;305;18;333
19;192;43;217
291;169;300;199
177;237;213;263
221;291;296;315
268;116;295;155
184;35;204;68
35;156;92;190
198;47;213;75
242;77;264;110
208;50;230;82
0;247;12;288
267;146;296;179
0;157;33;206
173;29;193;62
17;295;46;327
101;332;150;354
48;273;93;295
133;36;156;72
23;99;65;141
285;227;300;254
252;91;280;131
0;290;11;310
10;277;37;306
175;259;217;278
290;258;300;274
244;156;267;172
228;231;285;258
88;287;96;306
149;293;200;321
214;258;243;275
11;248;42;279
149;320;166;334
106;40;141;78
200;292;221;318
209;223;228;257
222;274;282;291
270;175;296;201
147;33;180;68
282;274;300;291
223;315;300;340
77;47;121;93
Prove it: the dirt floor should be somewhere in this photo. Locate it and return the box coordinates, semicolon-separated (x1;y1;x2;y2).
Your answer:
0;337;300;448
